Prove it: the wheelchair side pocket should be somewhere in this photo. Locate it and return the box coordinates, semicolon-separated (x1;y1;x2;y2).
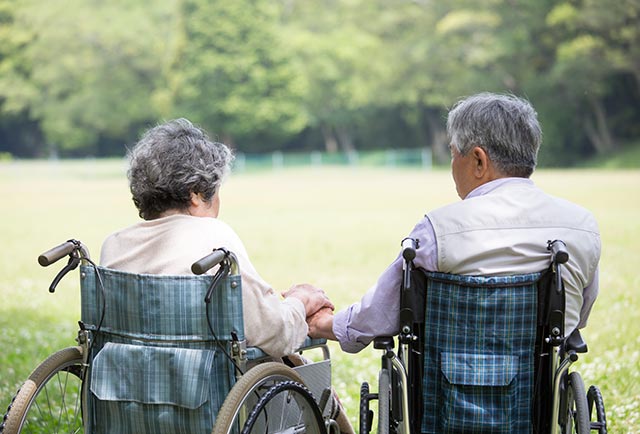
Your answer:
440;352;518;433
90;342;218;434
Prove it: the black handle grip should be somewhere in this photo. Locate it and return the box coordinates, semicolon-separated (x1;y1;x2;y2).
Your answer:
191;250;227;275
548;240;569;264
401;237;418;261
38;241;77;267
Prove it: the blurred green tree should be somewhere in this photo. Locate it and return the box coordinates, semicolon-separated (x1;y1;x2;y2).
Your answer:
162;0;308;152
0;0;174;156
279;0;395;153
0;0;638;161
543;0;640;157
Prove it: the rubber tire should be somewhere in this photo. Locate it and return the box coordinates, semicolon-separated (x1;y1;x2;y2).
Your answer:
239;380;324;434
212;362;308;434
587;385;607;434
377;369;390;434
562;371;590;434
359;382;371;434
1;346;84;434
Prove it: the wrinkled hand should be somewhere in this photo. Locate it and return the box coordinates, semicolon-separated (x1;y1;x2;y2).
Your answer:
307;307;336;340
282;283;334;317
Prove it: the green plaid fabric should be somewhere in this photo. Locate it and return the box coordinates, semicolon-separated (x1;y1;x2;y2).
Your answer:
80;265;244;434
420;272;540;434
80;266;245;342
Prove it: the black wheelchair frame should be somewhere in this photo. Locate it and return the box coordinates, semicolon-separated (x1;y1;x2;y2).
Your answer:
359;239;608;434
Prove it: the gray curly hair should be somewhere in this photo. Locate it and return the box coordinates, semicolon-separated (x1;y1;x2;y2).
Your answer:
447;92;542;178
127;118;234;220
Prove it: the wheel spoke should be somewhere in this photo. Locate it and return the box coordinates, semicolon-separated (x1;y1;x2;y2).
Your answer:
279;392;287;431
241;381;323;434
56;370;68;433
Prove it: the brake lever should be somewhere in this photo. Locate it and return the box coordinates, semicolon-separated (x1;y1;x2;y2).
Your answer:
204;259;231;304
49;254;81;293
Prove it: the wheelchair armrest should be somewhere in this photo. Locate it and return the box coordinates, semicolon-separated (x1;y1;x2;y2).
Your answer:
565;329;588;354
298;337;328;351
245;337;329;362
245;347;269;361
298;337;330;360
373;336;395;351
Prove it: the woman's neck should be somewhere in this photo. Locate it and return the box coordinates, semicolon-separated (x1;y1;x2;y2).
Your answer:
158;208;190;218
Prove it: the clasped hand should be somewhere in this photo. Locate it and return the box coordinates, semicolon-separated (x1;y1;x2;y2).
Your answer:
282;283;334;317
282;284;336;340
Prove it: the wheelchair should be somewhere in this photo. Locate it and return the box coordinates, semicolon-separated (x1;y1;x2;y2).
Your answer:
359;238;608;434
1;240;338;434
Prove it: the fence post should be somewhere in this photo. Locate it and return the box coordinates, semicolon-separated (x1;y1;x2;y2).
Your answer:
311;151;322;166
234;152;246;172
386;149;396;167
272;151;284;169
422;148;432;170
347;150;359;166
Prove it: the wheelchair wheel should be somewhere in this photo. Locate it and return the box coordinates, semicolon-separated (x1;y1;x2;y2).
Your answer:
212;362;312;434
587;385;607;434
562;371;590;434
1;346;84;434
377;368;390;434
239;380;324;434
359;382;373;434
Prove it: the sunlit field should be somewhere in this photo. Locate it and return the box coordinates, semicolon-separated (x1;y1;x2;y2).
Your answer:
1;160;638;432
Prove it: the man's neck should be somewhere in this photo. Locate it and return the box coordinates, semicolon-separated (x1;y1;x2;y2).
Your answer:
465;177;533;199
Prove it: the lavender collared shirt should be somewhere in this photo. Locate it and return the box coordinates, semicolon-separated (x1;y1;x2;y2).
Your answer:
332;178;599;353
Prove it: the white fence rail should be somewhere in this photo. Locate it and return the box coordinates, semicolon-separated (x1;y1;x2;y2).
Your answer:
234;148;432;171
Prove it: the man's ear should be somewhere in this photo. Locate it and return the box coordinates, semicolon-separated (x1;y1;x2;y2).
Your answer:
471;146;489;178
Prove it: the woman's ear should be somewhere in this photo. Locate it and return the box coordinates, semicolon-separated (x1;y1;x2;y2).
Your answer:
189;192;201;207
188;191;219;218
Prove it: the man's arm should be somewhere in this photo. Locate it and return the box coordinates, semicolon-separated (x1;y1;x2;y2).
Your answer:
577;267;599;329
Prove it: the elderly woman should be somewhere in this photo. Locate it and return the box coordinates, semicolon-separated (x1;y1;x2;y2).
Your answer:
100;118;331;358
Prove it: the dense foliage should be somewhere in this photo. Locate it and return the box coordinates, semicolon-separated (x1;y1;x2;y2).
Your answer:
0;0;638;164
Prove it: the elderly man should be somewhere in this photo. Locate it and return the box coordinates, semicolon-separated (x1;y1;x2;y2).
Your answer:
302;92;601;353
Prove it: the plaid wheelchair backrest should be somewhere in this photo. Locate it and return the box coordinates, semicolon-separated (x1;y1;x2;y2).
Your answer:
79;265;245;434
419;271;542;434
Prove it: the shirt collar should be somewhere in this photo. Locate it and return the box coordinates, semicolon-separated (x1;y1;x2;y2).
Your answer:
465;177;534;200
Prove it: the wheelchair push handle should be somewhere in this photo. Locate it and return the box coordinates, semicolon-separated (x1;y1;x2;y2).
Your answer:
547;239;569;298
38;240;79;267
401;237;418;261
192;248;237;304
191;249;228;275
548;239;569;265
38;239;90;293
401;237;419;294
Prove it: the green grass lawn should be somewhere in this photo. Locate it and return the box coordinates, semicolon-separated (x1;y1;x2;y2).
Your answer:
1;160;638;432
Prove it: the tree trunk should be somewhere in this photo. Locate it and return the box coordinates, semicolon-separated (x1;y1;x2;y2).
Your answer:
321;125;338;153
632;69;640;98
335;126;355;153
419;104;448;164
584;96;615;154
